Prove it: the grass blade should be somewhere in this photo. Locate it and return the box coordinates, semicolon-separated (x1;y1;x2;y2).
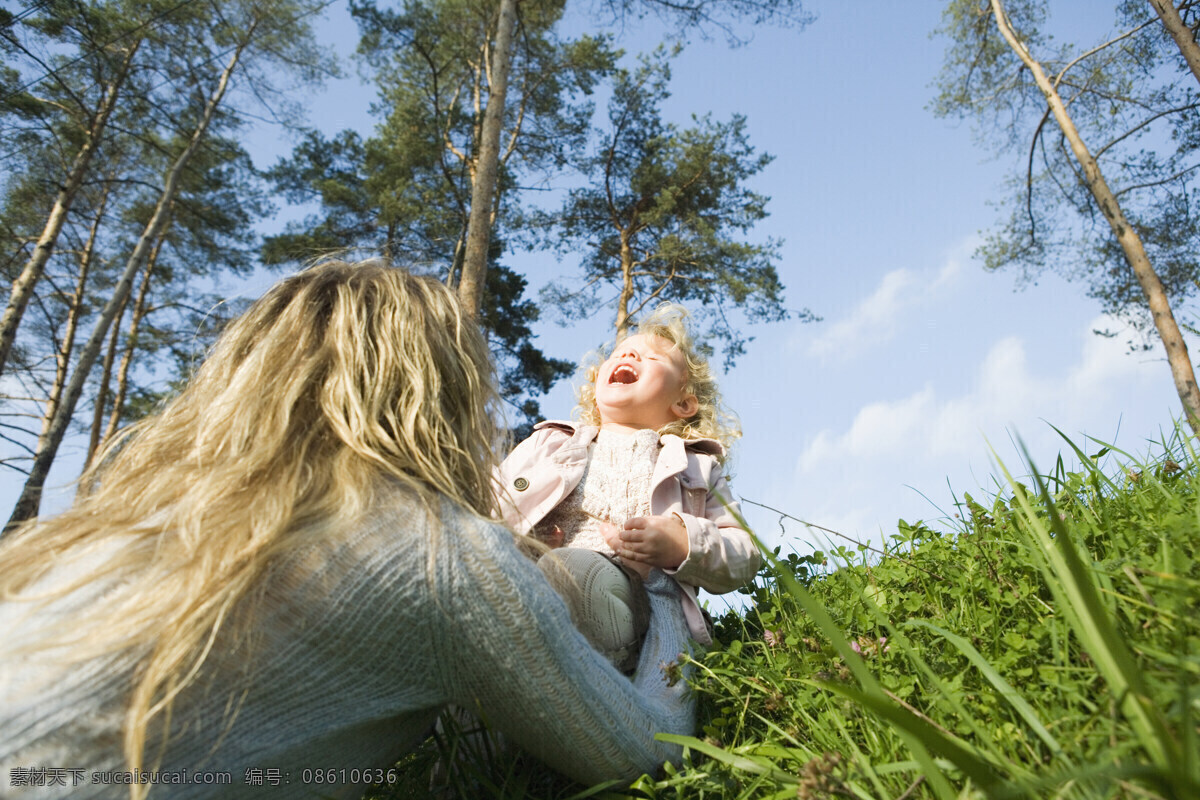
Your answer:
722;502;984;800
817;681;1003;793
655;733;796;781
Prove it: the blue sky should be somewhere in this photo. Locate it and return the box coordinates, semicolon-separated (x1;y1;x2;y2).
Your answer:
7;1;1183;600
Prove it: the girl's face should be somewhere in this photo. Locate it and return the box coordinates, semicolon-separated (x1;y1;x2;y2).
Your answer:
594;333;698;432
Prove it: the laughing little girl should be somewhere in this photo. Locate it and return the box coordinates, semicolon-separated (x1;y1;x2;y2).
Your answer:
498;304;761;670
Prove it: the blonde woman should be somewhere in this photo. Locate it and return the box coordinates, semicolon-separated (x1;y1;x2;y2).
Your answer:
498;303;760;670
0;261;693;799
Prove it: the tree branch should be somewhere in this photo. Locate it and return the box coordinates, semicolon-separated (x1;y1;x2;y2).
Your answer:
740;497;945;580
1024;107;1052;238
1052;16;1156;90
1095;102;1200;160
1114;161;1200;198
626;263;679;320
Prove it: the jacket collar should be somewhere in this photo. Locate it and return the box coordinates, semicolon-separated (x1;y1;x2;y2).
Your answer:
533;419;725;458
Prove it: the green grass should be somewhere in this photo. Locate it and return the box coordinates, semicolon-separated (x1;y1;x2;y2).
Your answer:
364;423;1200;800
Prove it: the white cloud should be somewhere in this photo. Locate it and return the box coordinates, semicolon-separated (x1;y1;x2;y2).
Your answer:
805;319;1162;471
807;268;916;359
798;387;935;472
931;250;965;290
788;315;1175;548
804;240;973;361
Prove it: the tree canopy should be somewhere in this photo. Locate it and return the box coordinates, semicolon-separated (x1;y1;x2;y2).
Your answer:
934;0;1200;342
262;0;617;429
1;0;334;525
0;0;808;522
539;46;810;367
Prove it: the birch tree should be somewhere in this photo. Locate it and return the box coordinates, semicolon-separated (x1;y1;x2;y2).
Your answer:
265;0;612;428
346;0;608;277
934;0;1200;432
0;1;148;379
1146;0;1200;83
80;134;263;469
418;0;812;317
7;35;247;526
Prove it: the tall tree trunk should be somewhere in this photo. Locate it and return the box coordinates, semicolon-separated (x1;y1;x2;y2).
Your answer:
101;235;160;450
615;230;635;339
383;220;396;267
0;39;140;380
40;194;106;450
1149;0;1200;85
85;228;161;469
82;184;121;470
457;0;518;318
990;0;1200;437
6;35;250;532
86;289;129;470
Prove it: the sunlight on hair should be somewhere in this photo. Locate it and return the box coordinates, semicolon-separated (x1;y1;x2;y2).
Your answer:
0;260;503;798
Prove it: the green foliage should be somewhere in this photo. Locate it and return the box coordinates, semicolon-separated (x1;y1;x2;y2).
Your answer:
540;46;811;368
264;0;611;428
0;0;332;492
598;0;812;46
350;0;614;270
262;129;377;261
678;426;1200;799
370;424;1200;799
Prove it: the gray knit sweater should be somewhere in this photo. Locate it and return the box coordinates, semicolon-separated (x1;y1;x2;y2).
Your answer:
0;484;694;799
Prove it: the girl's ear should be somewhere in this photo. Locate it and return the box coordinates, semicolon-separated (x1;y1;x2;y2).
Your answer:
672;394;699;419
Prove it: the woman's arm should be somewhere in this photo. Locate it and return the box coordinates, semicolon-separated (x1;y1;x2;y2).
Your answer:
432;514;695;785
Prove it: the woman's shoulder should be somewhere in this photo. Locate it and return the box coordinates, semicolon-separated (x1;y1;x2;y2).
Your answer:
306;485;521;616
363;485;515;554
309;482;465;570
360;482;501;543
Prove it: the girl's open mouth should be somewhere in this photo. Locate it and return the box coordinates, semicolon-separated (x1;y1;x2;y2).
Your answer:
609;364;639;384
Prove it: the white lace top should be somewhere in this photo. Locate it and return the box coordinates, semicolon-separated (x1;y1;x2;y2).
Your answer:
536;429;661;552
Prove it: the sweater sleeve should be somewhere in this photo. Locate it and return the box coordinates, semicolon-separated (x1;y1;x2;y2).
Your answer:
431;512;695;786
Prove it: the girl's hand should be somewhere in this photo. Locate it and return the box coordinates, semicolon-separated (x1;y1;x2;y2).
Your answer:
603;515;689;570
598;522;650;577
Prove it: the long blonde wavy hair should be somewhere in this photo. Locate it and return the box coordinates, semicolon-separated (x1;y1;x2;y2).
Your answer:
574;303;741;457
0;260;501;796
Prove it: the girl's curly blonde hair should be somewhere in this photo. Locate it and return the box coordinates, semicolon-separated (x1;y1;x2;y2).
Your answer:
574;303;741;457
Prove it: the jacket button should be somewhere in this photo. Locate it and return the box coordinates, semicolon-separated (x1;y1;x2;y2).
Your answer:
513;477;529;491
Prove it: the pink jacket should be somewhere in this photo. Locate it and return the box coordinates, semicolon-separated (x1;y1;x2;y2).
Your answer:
496;421;761;645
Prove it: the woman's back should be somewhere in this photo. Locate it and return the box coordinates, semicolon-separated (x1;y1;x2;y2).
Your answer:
1;262;696;799
3;483;445;798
